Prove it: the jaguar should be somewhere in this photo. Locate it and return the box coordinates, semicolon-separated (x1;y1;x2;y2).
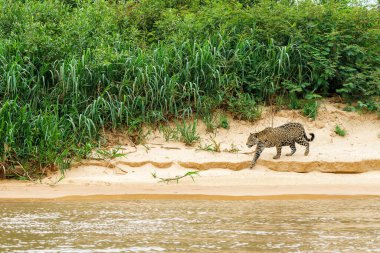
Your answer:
246;122;314;168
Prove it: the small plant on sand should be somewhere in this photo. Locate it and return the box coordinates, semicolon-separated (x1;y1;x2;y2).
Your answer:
203;114;216;133
334;125;347;137
75;143;94;159
151;171;199;184
159;124;179;141
198;143;214;152
224;143;240;153
198;136;221;153
95;146;126;160
218;113;230;129
176;120;200;146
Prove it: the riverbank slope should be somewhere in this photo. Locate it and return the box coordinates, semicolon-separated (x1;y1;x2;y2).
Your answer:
1;101;379;200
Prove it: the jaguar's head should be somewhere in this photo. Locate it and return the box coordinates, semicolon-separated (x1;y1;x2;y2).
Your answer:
246;133;259;148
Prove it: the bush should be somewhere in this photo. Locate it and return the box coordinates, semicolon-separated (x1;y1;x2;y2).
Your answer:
218;113;230;129
227;94;262;121
334;125;347;137
302;100;319;120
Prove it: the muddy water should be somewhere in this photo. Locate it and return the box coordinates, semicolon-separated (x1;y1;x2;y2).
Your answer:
1;198;380;252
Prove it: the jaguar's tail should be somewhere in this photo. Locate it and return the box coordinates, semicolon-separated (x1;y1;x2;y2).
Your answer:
305;133;315;142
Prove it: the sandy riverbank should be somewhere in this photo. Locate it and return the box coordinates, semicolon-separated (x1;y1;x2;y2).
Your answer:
1;101;379;200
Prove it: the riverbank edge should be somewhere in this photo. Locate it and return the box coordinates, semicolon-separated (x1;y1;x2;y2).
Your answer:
0;194;378;202
72;158;380;173
1;101;379;201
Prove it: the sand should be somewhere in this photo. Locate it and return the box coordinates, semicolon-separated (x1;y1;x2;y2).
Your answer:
1;100;379;200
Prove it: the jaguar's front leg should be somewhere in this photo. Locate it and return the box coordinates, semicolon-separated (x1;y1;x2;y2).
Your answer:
286;143;296;156
273;146;282;159
250;143;265;169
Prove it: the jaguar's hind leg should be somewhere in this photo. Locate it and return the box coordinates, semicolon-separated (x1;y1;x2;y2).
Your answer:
273;146;282;159
296;138;309;156
286;143;296;156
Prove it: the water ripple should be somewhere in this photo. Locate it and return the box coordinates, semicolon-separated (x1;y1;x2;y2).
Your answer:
0;198;380;252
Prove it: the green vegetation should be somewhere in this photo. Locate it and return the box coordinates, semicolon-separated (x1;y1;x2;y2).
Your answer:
225;144;240;153
198;136;221;152
218;114;230;129
95;146;126;161
344;100;380;113
158;120;200;145
228;94;262;121
334;125;347;137
176;120;200;146
159;124;179;142
152;171;199;184
0;0;379;178
302;100;320;120
203;114;217;133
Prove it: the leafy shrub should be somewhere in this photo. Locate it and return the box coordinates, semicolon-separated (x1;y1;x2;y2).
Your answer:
337;69;380;101
334;125;347;137
357;100;380;113
218;114;230;129
289;93;302;110
343;100;379;113
302;100;319;120
227;94;262;121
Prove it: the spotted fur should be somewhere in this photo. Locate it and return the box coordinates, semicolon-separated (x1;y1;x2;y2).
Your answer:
246;122;314;168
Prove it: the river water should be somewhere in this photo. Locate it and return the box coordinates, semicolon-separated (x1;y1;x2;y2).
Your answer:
0;197;380;252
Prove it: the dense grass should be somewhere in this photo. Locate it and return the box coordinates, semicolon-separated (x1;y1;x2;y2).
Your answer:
0;0;379;178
